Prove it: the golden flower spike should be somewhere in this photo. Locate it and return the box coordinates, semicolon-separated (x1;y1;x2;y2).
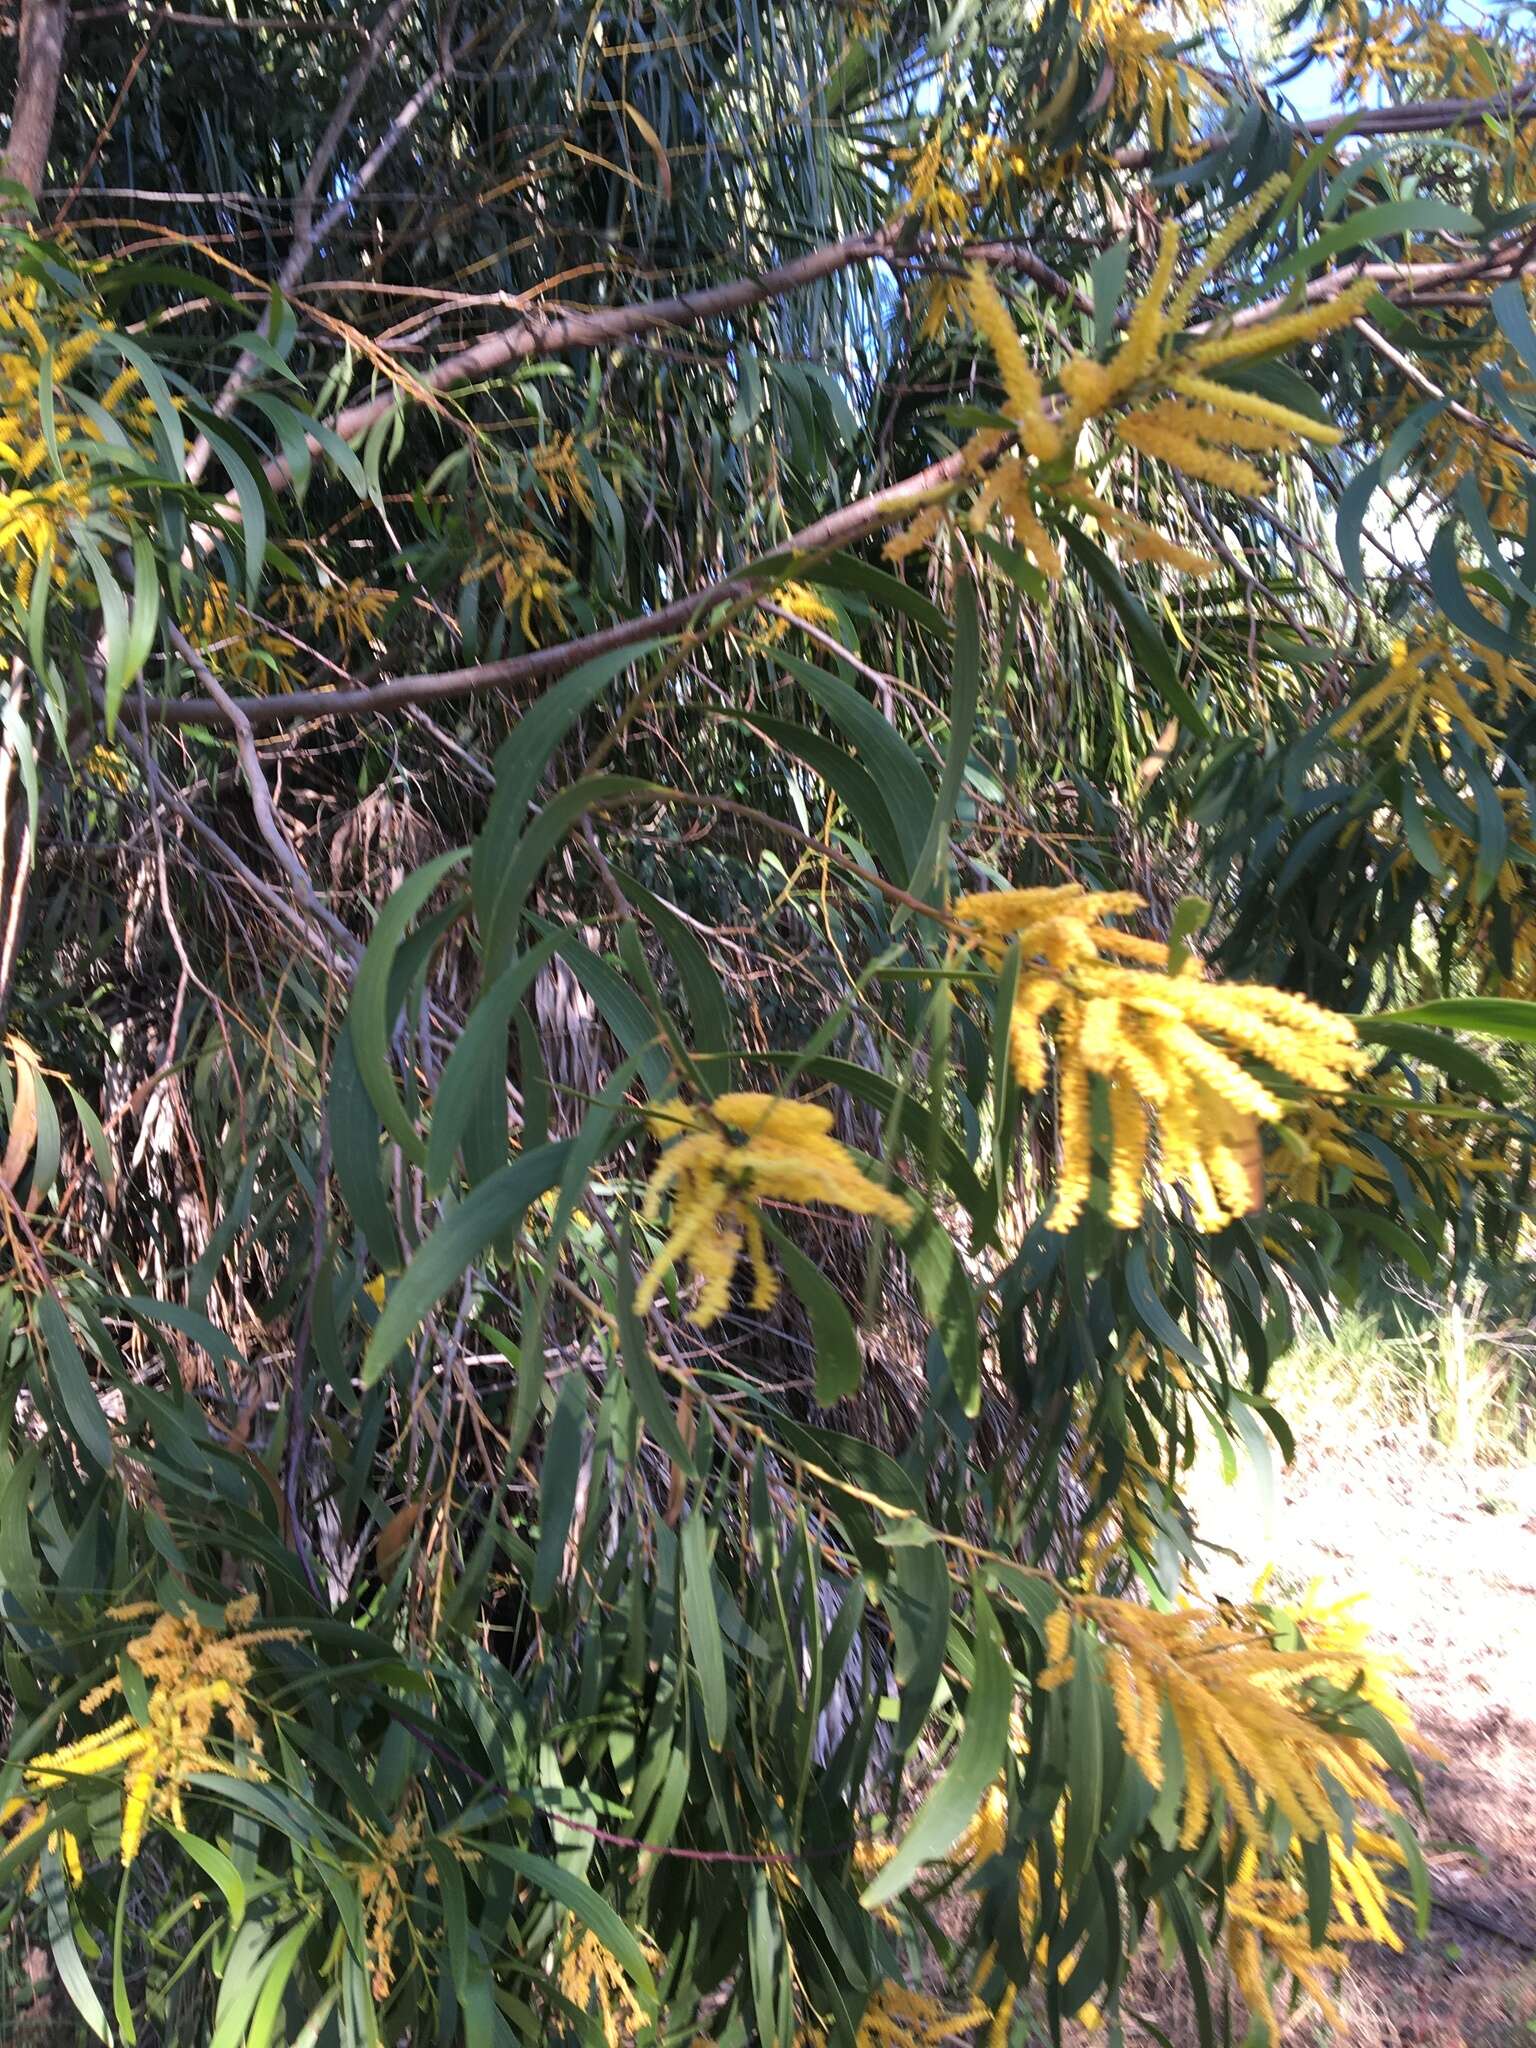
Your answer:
636;1092;914;1328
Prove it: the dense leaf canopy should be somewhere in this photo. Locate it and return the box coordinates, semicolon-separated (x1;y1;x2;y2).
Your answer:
1;0;1535;2042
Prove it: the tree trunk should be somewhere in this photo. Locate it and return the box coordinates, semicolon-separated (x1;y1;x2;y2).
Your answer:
3;0;70;205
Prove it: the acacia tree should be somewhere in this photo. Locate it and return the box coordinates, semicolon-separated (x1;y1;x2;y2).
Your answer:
1;0;1534;2041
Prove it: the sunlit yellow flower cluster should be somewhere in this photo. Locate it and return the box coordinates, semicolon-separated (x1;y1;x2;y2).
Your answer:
558;1929;659;2047
890;199;1364;572
1223;1830;1409;2036
1275;1084;1512;1212
953;884;1364;1232
1073;0;1225;152
1;1594;295;1881
1040;1593;1417;1853
762;579;840;640
800;1979;989;2048
958;1788;1102;2032
0;253;154;619
1333;632;1533;761
637;1092;913;1327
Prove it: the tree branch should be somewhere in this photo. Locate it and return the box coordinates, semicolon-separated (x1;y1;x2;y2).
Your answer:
153;432;977;729
184;0;463;484
1116;76;1536;170
245;226;1081;498
2;0;69;205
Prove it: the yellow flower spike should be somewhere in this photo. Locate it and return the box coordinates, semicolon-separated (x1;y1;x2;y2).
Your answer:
1168;371;1344;446
955;884;1362;1231
882;502;945;563
1107;1087;1150;1227
1108;217;1181;395
1184;276;1377;373
636;1093;913;1328
1058;354;1116;426
1113;409;1272;495
1045;1035;1093;1233
1164;172;1291;332
965;268;1063;462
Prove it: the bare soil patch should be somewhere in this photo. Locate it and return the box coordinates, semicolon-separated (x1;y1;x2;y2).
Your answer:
1182;1431;1536;2046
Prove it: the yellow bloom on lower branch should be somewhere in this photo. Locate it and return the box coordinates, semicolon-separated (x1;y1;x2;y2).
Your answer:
636;1092;914;1328
1221;1829;1411;2039
952;885;1364;1232
855;1981;990;2047
1065;1592;1420;1853
2;1593;297;1877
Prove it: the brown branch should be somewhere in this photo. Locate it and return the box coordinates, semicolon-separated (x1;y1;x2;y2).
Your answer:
184;0;461;485
244;226;1086;498
1116;76;1536;171
2;0;69;205
160;616;359;961
152;433;978;728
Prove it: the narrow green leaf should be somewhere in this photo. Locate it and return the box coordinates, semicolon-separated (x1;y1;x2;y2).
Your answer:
907;575;980;902
1380;995;1536;1043
482;1847;656;2004
1061;528;1211;740
615;1246;697;1473
362;1140;573;1383
532;1368;587;1610
166;1827;246;1931
35;1293;112;1471
425;936;559;1193
682;1507;730;1750
763;1220;862;1405
861;1586;1011;1906
472;644;668;922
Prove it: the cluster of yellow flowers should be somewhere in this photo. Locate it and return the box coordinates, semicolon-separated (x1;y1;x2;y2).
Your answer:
889;186;1368;575
952;884;1364;1232
1333;632;1535;762
1223;1830;1409;2035
637;1093;913;1327
1275;1085;1511;1211
798;1980;989;2048
193;573;291;682
462;527;571;643
1074;0;1226;153
276;571;394;653
1314;0;1528;99
0;261;131;616
760;579;841;641
527;431;596;518
0;1593;293;1883
957;1788;1103;2034
559;1929;660;2048
1039;1590;1417;1853
358;1801;428;2001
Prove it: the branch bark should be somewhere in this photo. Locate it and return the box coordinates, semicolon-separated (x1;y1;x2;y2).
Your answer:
1116;76;1536;170
156;431;979;729
2;0;70;205
245;227;1078;498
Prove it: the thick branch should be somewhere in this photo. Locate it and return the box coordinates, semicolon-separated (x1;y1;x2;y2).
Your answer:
249;228;1078;496
3;0;69;204
158;436;976;728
